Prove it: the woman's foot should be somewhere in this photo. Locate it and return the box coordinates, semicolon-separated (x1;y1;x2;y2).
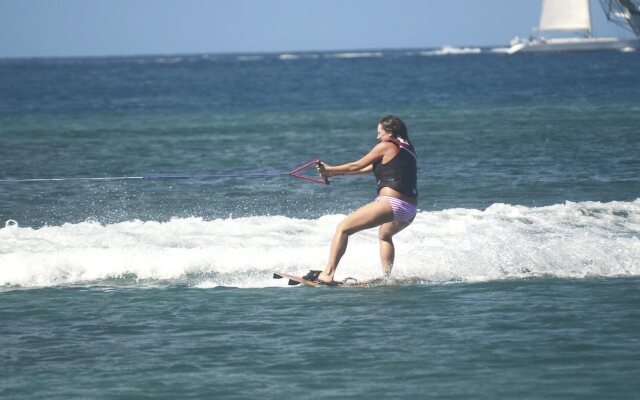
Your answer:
316;272;335;285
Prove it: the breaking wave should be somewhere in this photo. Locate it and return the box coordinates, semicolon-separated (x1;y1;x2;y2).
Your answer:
1;200;638;290
420;46;483;56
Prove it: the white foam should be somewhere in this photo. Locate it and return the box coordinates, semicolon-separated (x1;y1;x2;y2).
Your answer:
324;52;383;59
279;53;301;60
154;57;183;64
1;200;639;289
420;46;482;56
490;47;511;54
278;53;319;61
236;55;264;62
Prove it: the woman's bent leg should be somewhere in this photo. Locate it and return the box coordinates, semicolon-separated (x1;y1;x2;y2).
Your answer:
378;220;412;277
319;200;393;283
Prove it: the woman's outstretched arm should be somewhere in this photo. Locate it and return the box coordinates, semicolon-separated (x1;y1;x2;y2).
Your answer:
321;164;373;177
318;142;391;177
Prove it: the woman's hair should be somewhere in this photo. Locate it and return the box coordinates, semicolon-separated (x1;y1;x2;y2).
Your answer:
379;115;409;140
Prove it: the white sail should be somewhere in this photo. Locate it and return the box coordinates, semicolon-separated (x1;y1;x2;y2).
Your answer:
539;0;592;33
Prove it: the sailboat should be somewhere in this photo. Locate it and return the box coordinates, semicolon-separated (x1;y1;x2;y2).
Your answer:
508;0;640;54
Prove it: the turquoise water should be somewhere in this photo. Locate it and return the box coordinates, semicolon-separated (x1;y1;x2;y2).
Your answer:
1;48;639;398
2;279;639;399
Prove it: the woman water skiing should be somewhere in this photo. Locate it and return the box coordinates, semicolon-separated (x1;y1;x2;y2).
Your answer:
314;115;418;285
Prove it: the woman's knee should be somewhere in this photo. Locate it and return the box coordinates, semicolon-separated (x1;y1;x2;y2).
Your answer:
379;229;394;243
336;221;354;237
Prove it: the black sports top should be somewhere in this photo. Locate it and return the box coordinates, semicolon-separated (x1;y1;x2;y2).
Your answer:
373;137;418;198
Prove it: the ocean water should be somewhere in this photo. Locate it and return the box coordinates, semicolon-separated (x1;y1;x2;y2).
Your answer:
1;48;639;399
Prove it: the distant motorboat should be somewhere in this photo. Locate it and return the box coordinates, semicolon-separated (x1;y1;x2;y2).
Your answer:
508;0;640;54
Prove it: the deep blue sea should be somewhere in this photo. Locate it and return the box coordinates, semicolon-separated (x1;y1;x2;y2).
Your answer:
1;47;639;399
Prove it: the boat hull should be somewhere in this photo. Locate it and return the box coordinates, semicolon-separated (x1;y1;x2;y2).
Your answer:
508;37;638;54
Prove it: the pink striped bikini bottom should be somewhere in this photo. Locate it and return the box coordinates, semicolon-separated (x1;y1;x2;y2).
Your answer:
376;196;417;223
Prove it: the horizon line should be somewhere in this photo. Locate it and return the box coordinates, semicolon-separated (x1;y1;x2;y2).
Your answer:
0;43;509;61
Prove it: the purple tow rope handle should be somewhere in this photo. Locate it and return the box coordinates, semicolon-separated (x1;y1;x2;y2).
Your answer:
288;159;330;185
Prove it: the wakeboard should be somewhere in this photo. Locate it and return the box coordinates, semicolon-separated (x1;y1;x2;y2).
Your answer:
272;271;322;287
272;271;363;287
272;271;423;287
